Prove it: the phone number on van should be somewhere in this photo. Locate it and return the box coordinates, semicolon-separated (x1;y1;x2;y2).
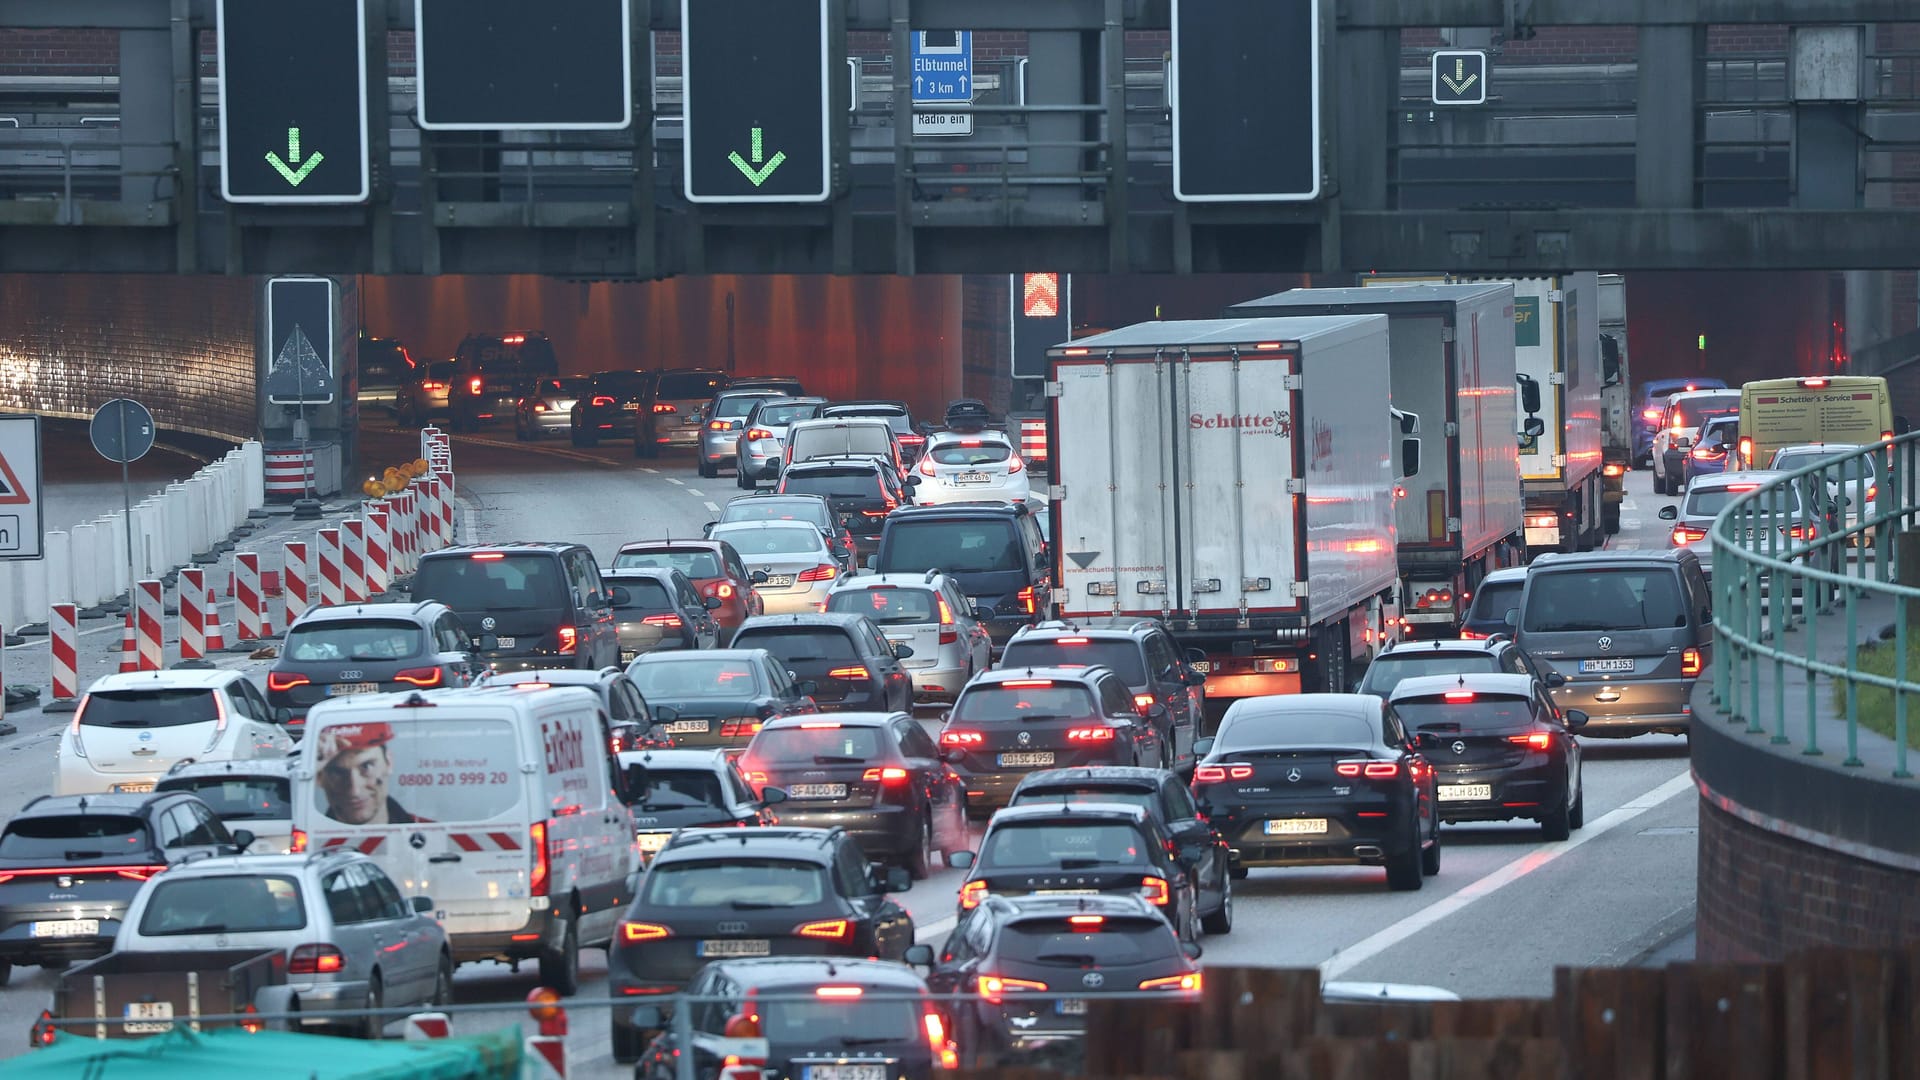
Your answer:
395;771;512;787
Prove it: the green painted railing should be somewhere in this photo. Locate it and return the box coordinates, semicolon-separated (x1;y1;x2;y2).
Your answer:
1709;434;1919;779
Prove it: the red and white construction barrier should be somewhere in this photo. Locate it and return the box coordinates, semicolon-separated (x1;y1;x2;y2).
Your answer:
404;1013;451;1041
283;541;309;629
342;520;368;604
438;474;455;543
118;613;136;674
203;591;227;652
317;528;344;607
421;426;452;477
524;989;568;1079
176;569;205;661
234;553;263;641
47;604;78;708
416;478;442;551
135;580;163;672
365;507;390;595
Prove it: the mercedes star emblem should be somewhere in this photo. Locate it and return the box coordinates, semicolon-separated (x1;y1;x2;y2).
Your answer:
1082;972;1105;988
1286;767;1302;783
1597;635;1613;652
481;616;497;632
409;833;427;850
1451;740;1467;755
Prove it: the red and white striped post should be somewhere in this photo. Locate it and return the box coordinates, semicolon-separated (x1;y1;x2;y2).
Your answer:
342;520;368;604
203;594;227;652
438;473;455;544
46;604;79;710
135;579;164;671
404;1013;451;1041
119;613;137;673
416;478;442;551
316;528;344;607
365;507;391;595
177;568;205;661
389;491;413;575
283;541;310;629
524;989;567;1079
234;553;263;641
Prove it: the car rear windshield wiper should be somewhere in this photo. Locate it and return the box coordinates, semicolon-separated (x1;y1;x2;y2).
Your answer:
64;850;107;860
1015;714;1072;723
1036;952;1099;965
838;1035;900;1047
1056;858;1116;870
729;899;794;910
813;755;866;765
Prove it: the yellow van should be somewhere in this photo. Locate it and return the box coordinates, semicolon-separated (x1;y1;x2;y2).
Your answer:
1736;375;1893;469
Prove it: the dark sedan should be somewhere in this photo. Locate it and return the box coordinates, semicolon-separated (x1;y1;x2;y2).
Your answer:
1389;673;1586;840
613;540;762;641
776;459;915;558
624;648;819;752
570;370;651;447
1190;693;1440;891
605;567;723;661
730;612;914;713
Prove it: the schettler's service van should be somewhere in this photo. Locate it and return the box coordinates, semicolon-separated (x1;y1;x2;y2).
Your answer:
292;685;637;994
1737;375;1894;469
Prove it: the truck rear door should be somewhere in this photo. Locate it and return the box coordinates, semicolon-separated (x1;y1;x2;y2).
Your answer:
1051;356;1180;618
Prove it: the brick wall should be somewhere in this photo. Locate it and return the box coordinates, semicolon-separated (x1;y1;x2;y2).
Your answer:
0;275;257;443
1402;25;1785;61
1697;796;1920;962
959;276;1011;413
0;28;116;73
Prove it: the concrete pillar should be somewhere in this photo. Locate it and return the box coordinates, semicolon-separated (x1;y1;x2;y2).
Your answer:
1334;29;1400;212
1025;31;1084;212
119;28;172;206
1635;26;1703;209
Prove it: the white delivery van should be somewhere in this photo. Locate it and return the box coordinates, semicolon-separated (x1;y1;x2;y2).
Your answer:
291;685;637;993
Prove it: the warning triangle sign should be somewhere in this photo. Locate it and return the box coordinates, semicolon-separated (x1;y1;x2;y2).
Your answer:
0;449;29;505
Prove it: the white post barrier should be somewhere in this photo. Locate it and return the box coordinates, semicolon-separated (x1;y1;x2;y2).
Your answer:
44;530;72;607
234;553;262;642
317;528;344;607
47;604;78;708
177;567;205;661
70;522;102;609
283;542;309;629
0;565;24;638
135;579;164;672
242;441;266;512
134;503;163;580
21;544;48;625
186;477;213;557
365;507;390;595
342;520;368;604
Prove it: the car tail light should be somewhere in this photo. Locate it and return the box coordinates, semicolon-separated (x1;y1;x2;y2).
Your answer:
556;626;578;654
1801;376;1828;388
1067;915;1105;928
959;880;988;909
828;665;869;680
862;767;909;784
591;395;616;407
918;456;937;477
471;552;506;561
529;821;550;897
1603;462;1624;477
1460;629;1487;640
1444;690;1475;702
1193;764;1252;783
1671;525;1708;546
941;730;983;747
641;614;684;628
935;594;957;644
794;918;852;941
1738;436;1754;464
1139;877;1170;905
621;921;671;942
1133;693;1156;714
815;986;864;999
923;1011;959;1070
1139;972;1204;993
1868;485;1879;501
116;865;167;881
469;377;484;394
1786;523;1818;540
289;944;346;974
1682;648;1703;677
862;508;890;518
421;380;448;392
289;829;308;853
1507;732;1553;751
267;671;310;693
1641;408;1663;421
1016;586;1038;615
1008;456;1025;475
1362;761;1400;779
202;690;231;754
978;974;1047;1004
1692;445;1726;461
1526;514;1558;529
747;427;773;440
720;719;764;738
1066;726;1115;742
653;403;676;413
797;564;839;582
708;420;729;431
393;667;443;688
533;404;547;413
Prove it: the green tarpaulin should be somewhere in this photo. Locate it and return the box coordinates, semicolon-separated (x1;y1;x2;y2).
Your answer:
0;1025;523;1079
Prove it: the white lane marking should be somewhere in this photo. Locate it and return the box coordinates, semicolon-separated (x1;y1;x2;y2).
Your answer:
687;488;705;498
705;502;721;513
666;478;684;486
917;914;958;943
640;467;659;475
1319;769;1695;979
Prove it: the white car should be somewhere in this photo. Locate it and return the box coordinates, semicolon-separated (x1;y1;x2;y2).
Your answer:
155;758;299;855
57;670;294;796
710;519;844;614
1652;388;1740;495
823;571;992;702
911;430;1033;507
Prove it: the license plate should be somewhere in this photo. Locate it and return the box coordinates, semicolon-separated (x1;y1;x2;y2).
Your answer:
666;719;711;734
1525;525;1560;546
1580;658;1636;673
763;574;795;587
787;783;848;799
111;782;155;794
31;919;99;938
1057;998;1088;1015
495;636;516;648
1190;661;1211;674
684;416;702;426
622;402;639;410
698;938;771;957
1263;818;1328;836
1438;784;1493;802
806;1066;888;1080
998;751;1055;767
956;472;991;484
1034;889;1099;896
124;1001;173;1034
328;682;379;696
636;832;672;854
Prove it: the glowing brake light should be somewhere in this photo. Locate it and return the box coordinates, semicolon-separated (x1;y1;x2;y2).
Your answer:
1140;972;1204;993
1002;679;1053;689
923;1011;958;1070
1336;760;1400;778
1725;484;1759;492
267;671;310;692
1786;523;1818;540
1506;732;1553;751
1139;877;1171;905
653;403;676;413
816;986;865;999
529;821;550;896
747;427;773;440
1016;586;1039;615
392;667;444;688
1443;690;1475;702
862;767;910;784
1066;726;1115;742
1604;463;1624;477
469;377;483;394
978;974;1047;1003
1670;525;1707;546
827;665;870;680
936;594;957;645
1067;915;1106;927
289;944;346;974
941;730;984;746
591;395;616;407
621;922;670;942
1642;408;1663;421
556;626;579;654
1056;636;1090;645
1801;377;1828;388
1681;648;1703;677
471;552;506;560
1133;693;1156;714
1008;455;1025;474
1193;764;1252;783
797;564;839;582
794;919;852;941
959;880;988;909
708;420;730;431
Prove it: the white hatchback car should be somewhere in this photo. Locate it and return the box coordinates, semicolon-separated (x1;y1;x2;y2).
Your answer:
56;670;294;796
711;519;844;614
155;757;299;855
911;430;1033;507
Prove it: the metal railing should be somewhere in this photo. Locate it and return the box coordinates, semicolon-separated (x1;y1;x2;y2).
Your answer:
1709;434;1920;778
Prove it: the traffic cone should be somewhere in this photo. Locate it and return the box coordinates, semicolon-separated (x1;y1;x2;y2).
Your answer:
118;613;137;674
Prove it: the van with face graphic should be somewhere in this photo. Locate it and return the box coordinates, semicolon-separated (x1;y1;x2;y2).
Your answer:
290;685;637;994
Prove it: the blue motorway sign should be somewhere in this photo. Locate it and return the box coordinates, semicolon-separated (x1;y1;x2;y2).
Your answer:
910;30;972;104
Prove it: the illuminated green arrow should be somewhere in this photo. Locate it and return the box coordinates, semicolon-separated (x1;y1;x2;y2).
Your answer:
1440;57;1479;96
265;127;324;186
727;127;787;187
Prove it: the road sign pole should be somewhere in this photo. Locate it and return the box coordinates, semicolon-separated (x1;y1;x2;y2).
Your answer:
119;409;133;593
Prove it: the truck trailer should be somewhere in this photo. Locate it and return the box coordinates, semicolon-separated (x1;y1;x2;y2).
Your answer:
1227;283;1524;637
1044;316;1418;720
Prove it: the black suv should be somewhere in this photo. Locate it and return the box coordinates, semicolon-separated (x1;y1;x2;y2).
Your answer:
1002;619;1206;773
776;458;914;558
606;826;916;1062
730;612;914;713
0;792;254;981
872;502;1052;646
632;957;951;1079
447;331;559;431
1355;636;1564;700
356;336;413;415
267;600;480;725
570;369;652;447
939;666;1160;814
411;543;622;671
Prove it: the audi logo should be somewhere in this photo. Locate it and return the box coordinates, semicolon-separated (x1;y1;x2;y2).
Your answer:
338;669;363;680
716;921;750;934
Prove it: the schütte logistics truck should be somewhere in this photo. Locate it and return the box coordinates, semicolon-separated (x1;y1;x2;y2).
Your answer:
1044;316;1419;719
1228;283;1523;636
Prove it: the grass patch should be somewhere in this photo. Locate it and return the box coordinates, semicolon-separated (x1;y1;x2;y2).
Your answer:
1833;636;1920;750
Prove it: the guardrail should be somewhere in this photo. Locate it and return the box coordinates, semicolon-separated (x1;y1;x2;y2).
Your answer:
1709;434;1919;778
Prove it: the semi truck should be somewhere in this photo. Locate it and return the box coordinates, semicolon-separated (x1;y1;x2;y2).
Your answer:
1597;274;1631;534
1043;315;1419;721
1226;283;1524;637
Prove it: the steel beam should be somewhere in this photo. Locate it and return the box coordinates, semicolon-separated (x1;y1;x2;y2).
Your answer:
1335;0;1920;26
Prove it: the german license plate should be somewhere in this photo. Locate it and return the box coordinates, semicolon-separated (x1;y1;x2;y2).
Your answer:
763;575;795;587
1264;818;1328;836
622;402;639;411
805;1066;888;1080
666;719;710;733
31;919;99;938
1437;784;1493;802
111;782;155;794
998;751;1055;767
1056;998;1088;1016
957;472;991;484
124;1001;173;1034
495;636;516;648
698;938;771;957
1190;661;1211;674
328;682;379;696
1580;658;1635;673
788;783;848;799
636;832;672;855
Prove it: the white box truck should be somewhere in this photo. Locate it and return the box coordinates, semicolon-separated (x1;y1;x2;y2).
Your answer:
1226;283;1525;636
1044;316;1417;720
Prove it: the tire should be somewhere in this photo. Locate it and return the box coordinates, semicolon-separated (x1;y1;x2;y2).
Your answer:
360;973;384;1040
1421;822;1442;876
539;914;581;996
430;954;453;1006
611;1017;646;1064
636;433;659;459
1569;776;1586;830
1385;823;1424;892
0;959;11;987
1200;873;1234;935
698;459;717;479
579;428;599;449
1229;863;1248;881
906;811;935;881
1541;796;1573;842
737;465;755;490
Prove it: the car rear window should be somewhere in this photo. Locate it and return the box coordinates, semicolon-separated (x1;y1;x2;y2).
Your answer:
311;718;521;825
878;520;1022;573
1395;694;1536;732
779;470;882;500
80;688;219;728
1216;709;1376;751
715;394;777;418
613;548;723;579
138;874;306;935
1522;568;1688;633
1358;652;1502;696
723;499;828;527
1010;785;1155;814
0;815;151;859
827;587;938;625
757;997;918;1041
1466;580;1524;624
979;821;1149;870
1770;451;1878;486
1001;916;1181;965
754;403;821;427
953;683;1098;723
731;628;859;664
413;553;569;612
469;337;558;375
1000;638;1147;684
1682;485;1802;517
284;620;425;663
611;578;675;611
1671;393;1739;427
749;725;885;765
658;373;726;399
628;658;763;698
624;768;726;811
155;776;292;821
929;441;1013;466
791;426;893;459
714;526;825;558
641;858;826;907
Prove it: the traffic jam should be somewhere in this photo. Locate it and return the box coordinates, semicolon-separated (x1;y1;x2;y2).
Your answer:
3;274;1893;1077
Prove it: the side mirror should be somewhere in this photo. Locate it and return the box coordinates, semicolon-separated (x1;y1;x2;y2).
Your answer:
947;851;975;870
1519;374;1543;415
1413;731;1441;750
629;1004;666;1031
905;474;922;487
230;829;256;852
477;633;500;651
893;642;915;659
1186;648;1207;664
411;895;433;914
608;586;632;608
1400;435;1421;479
760;786;789;805
939;748;962;764
1147;702;1169;720
883;866;913;894
1658;505;1678;520
653;705;679;724
1182;941;1204;961
972;601;993;619
1545;671;1567;688
705;596;724;609
1674;437;1693;450
794;679;819;696
1564;708;1591;731
864;556;878;571
1503;609;1519;628
1184;667;1207;687
1191;736;1215;758
703;521;718;536
750;569;770;584
1522;417;1547;440
904;943;935;967
274;706;295;726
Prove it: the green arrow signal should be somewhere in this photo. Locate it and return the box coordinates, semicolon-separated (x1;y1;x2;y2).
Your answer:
727;127;787;187
1440;57;1479;97
265;126;324;187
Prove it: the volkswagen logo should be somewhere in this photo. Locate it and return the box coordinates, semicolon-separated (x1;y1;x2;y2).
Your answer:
481;616;497;632
716;921;750;935
338;669;363;681
1286;768;1302;783
1018;731;1032;746
1082;972;1105;988
1451;740;1467;755
1597;636;1613;652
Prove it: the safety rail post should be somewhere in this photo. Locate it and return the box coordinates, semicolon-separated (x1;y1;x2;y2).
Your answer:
1804;596;1821;756
1897;606;1912;779
1844;585;1863;768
